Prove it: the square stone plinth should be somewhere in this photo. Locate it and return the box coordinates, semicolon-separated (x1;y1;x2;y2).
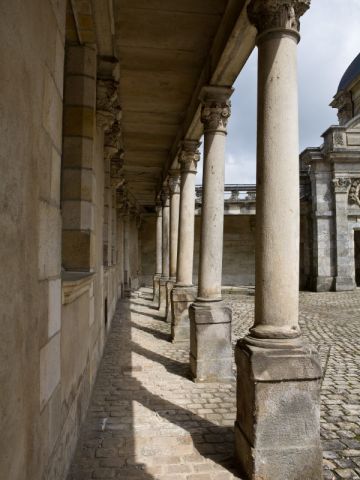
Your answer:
171;285;197;343
234;340;323;480
165;279;175;323
189;301;233;383
153;274;161;305
335;276;354;291
159;277;168;312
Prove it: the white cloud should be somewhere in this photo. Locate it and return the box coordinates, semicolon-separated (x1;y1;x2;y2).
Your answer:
197;1;360;186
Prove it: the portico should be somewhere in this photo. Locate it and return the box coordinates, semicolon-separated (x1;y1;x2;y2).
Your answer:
0;0;324;479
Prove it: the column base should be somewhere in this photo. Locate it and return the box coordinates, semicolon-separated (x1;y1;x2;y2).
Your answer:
335;276;354;291
234;339;322;480
189;300;233;383
159;277;168;312
171;285;197;343
310;275;334;292
153;274;161;305
165;279;175;323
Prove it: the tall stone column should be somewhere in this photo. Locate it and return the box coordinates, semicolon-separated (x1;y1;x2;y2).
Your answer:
153;201;162;305
171;140;200;342
159;188;170;311
189;86;233;382
123;205;131;295
234;2;322;479
333;177;354;290
165;171;181;322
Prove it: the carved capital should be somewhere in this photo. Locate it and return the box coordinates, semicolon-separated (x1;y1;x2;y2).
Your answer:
247;0;310;37
168;171;181;195
333;177;351;194
110;151;125;188
331;91;353;126
155;199;163;216
179;140;201;173
96;79;121;131
161;187;170;207
348;179;360;206
104;121;122;160
199;86;233;133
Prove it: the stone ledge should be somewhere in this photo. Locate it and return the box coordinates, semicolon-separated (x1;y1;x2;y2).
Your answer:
62;271;95;305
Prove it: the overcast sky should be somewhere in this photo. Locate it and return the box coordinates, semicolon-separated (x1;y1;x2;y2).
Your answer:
196;0;360;185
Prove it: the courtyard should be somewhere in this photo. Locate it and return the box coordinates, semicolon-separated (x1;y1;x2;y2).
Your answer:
68;289;360;480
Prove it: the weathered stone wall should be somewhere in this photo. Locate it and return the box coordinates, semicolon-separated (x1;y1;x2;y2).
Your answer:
140;215;256;286
0;3;129;479
0;1;66;479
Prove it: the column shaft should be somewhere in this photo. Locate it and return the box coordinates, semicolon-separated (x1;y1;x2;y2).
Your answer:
159;189;170;310
189;86;233;382
171;141;200;342
235;3;322;479
253;29;300;339
153;203;162;305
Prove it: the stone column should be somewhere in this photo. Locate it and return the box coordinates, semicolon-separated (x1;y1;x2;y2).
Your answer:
171;140;200;342
333;177;354;290
189;86;233;382
234;2;322;479
159;188;170;311
123;205;131;295
153;201;162;305
165;171;181;322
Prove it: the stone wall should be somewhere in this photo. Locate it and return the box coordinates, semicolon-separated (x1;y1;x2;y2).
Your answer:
140;215;256;287
0;1;67;479
0;3;129;479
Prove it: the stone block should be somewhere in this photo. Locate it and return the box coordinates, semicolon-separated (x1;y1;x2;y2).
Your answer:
63;105;94;139
43;67;63;150
40;333;61;410
311;275;334;292
171;285;196;343
62;136;94;168
66;45;97;78
50;147;61;205
234;340;322;480
189;301;233;383
38;200;62;280
48;278;61;338
64;74;96;108
62;200;94;230
62;230;94;271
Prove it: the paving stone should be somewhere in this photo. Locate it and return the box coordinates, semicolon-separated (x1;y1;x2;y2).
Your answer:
67;288;360;480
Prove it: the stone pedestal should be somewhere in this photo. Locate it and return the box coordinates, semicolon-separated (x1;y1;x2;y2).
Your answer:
189;301;233;383
159;277;168;312
335;275;354;291
153;273;161;306
171;285;196;343
165;279;175;323
234;340;322;480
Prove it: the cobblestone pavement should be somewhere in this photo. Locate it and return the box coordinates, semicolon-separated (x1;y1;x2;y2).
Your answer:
68;288;360;480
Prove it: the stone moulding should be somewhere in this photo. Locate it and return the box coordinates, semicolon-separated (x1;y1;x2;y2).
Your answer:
62;272;95;305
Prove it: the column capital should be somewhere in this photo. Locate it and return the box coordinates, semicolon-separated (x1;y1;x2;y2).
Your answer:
199;86;233;134
168;171;181;195
104;120;122;160
247;0;310;39
179;140;201;173
155;199;163;216
333;177;351;194
96;78;121;130
161;187;170;207
110;152;125;188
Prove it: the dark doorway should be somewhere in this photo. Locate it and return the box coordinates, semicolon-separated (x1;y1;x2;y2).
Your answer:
354;230;360;286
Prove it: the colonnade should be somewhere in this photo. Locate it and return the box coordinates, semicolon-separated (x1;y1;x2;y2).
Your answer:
152;0;322;478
